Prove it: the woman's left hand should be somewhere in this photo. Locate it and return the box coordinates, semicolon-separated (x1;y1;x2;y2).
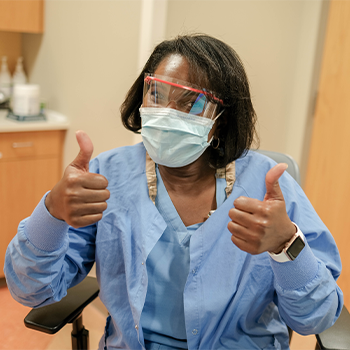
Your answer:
228;163;296;255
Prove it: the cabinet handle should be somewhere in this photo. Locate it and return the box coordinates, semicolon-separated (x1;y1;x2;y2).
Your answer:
12;142;34;148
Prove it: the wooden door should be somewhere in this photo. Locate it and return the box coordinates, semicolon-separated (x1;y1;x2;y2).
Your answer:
305;0;350;307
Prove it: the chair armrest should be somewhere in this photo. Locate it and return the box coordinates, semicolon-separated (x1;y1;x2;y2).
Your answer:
316;305;350;350
24;276;99;335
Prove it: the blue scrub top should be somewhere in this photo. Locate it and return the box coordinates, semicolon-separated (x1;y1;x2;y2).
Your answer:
141;165;227;349
4;144;343;350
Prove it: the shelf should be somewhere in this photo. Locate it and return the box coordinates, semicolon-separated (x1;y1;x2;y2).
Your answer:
0;109;70;133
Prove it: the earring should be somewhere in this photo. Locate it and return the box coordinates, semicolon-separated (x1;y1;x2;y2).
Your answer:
212;138;220;150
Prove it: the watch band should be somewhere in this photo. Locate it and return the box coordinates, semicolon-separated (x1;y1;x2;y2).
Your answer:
268;223;305;263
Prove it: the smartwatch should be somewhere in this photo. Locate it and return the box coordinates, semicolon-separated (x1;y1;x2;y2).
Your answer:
269;223;305;263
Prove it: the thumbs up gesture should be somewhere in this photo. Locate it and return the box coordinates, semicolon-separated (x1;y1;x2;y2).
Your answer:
45;131;110;228
228;163;296;255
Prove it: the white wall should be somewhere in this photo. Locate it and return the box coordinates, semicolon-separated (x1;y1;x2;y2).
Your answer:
22;0;142;167
21;0;329;184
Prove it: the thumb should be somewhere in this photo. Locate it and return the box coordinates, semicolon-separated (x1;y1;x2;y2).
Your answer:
264;163;288;201
71;130;94;171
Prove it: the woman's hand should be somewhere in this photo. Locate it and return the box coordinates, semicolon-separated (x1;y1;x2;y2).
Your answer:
228;163;296;255
45;131;110;228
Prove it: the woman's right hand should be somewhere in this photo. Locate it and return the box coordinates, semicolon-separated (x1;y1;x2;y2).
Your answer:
45;130;110;228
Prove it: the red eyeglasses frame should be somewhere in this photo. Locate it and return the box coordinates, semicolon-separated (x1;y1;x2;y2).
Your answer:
144;76;223;105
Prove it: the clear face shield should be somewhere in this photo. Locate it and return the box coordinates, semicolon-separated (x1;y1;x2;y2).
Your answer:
142;74;223;120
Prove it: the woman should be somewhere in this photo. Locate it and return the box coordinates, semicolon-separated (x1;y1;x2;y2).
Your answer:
5;34;343;350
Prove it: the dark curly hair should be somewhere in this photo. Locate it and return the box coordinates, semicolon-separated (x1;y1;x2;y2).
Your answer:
120;33;259;168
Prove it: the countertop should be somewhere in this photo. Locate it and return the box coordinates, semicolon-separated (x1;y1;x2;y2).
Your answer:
0;109;70;133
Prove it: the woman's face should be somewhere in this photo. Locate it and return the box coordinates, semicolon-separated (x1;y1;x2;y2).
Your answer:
153;54;219;141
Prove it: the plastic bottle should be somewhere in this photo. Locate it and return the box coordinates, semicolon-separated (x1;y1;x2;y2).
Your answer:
0;56;12;99
12;57;27;86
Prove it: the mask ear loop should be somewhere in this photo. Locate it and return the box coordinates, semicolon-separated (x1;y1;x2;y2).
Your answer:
213;108;225;122
210;108;225;149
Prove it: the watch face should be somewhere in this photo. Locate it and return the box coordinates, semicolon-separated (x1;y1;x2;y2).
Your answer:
287;236;305;260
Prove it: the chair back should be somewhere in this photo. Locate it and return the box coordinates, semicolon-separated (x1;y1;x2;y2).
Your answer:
256;150;301;185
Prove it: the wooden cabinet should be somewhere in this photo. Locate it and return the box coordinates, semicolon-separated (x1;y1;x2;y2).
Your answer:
0;130;65;278
0;0;44;33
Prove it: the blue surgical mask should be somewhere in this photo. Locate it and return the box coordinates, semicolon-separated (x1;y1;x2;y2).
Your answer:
140;107;222;168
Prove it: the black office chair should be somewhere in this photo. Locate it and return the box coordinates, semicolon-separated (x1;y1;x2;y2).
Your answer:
24;150;350;350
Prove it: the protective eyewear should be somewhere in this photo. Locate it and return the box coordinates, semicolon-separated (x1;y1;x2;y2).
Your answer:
142;74;223;119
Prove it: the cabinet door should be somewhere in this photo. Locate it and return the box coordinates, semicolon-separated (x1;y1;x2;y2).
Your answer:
0;153;62;279
0;0;44;33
